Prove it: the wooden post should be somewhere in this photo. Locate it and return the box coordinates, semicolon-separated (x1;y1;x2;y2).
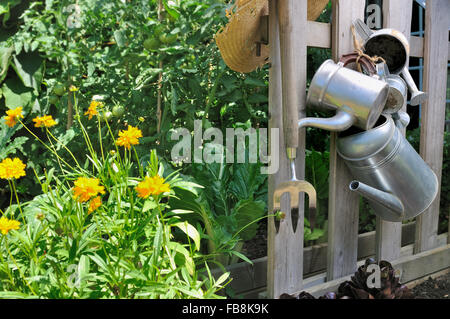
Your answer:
375;0;413;262
267;0;307;298
415;0;450;253
326;0;365;281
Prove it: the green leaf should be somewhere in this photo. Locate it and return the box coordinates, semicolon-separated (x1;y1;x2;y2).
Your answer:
68;238;78;262
0;44;13;82
89;253;108;272
233;199;265;241
0;136;28;160
78;255;90;283
171;180;204;196
168;241;194;275
244;77;266;86
114;30;127;48
142;198;157;212
170;83;178;116
230;250;253;264
0;291;37;299
162;0;180;20
12;52;44;91
1;77;35;108
174;221;201;251
215;272;230;287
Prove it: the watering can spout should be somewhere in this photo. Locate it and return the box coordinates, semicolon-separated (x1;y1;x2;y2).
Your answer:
349;181;404;219
298;109;355;131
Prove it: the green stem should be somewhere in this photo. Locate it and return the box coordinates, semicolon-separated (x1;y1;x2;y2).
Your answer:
5;237;37;296
0;236;15;288
45;129;68;177
18;119;76;171
132;146;143;178
10;180;25;225
46;127;82;170
97;117;105;162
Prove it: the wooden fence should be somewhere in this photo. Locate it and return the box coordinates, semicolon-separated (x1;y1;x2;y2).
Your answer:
213;0;450;299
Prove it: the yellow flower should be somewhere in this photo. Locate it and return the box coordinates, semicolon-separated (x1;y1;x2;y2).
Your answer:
115;125;143;149
33;115;57;128
73;177;105;203
0;157;26;180
0;216;20;235
84;100;102;120
88;196;102;214
69;85;79;92
4;107;24;128
135;175;171;199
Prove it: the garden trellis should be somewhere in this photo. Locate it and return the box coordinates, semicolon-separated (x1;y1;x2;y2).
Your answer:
214;0;450;298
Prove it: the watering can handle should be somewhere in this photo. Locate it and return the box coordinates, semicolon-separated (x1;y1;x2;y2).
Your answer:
338;53;377;75
353;18;373;42
278;0;299;159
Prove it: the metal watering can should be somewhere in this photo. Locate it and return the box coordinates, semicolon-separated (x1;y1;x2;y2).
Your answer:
301;57;389;132
336;114;438;222
353;19;427;106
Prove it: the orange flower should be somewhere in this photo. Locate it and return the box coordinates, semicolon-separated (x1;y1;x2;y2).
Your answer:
73;177;105;203
135;175;170;199
4;107;24;128
84;100;102;120
33;115;57;128
0;158;26;180
88;196;102;214
115;125;143;149
0;216;20;235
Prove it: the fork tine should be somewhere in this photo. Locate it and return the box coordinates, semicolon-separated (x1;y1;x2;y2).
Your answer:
273;180;317;231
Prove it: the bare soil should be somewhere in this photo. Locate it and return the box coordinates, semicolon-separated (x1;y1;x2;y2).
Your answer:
411;272;450;299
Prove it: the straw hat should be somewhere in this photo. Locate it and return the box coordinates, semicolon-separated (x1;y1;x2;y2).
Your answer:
215;0;329;73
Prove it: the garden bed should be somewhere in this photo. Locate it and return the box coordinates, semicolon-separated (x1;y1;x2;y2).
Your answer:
411;272;450;299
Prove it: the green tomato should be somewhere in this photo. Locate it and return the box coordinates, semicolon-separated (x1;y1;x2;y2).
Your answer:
154;25;165;36
144;37;161;51
112;105;125;117
159;33;177;44
48;95;59;105
102;111;113;121
165;33;178;44
53;83;65;96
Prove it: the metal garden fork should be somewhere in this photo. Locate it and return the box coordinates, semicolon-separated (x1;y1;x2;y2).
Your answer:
273;1;317;231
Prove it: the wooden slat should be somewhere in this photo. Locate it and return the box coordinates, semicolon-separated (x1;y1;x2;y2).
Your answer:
267;0;287;299
258;234;450;298
410;36;424;58
410;37;449;60
415;0;450;253
374;0;413;263
219;222;417;295
307;21;331;48
304;242;450;298
326;0;365;281
305;23;450;59
266;0;308;299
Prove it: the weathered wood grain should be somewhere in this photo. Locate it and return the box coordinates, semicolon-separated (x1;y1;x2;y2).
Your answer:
375;0;413;262
415;0;450;253
326;0;365;281
267;0;308;299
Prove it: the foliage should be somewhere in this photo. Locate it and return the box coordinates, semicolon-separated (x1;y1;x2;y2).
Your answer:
0;95;230;298
0;0;271;260
170;137;268;265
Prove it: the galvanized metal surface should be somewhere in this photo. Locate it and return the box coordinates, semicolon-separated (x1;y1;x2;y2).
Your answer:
337;114;438;221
